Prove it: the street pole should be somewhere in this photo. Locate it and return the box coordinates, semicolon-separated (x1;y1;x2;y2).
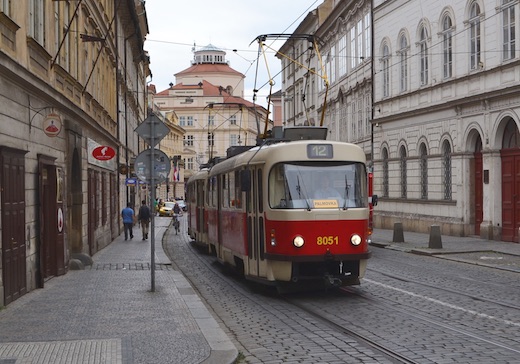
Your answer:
150;119;156;292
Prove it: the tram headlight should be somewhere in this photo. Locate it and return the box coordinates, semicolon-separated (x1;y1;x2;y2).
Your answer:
293;236;305;248
350;234;362;246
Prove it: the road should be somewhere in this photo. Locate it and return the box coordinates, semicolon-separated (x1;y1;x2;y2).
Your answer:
163;216;520;363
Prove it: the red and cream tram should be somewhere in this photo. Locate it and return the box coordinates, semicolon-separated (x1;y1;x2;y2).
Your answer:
186;127;372;291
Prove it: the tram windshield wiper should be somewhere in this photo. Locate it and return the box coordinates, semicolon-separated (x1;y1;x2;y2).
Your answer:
342;175;350;210
296;175;312;211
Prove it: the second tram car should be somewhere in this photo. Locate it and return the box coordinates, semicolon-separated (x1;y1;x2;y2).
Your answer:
186;128;371;291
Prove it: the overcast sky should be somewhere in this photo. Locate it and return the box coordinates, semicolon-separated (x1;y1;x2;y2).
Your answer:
144;0;321;105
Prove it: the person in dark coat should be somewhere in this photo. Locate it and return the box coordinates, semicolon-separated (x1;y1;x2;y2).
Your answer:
138;200;152;240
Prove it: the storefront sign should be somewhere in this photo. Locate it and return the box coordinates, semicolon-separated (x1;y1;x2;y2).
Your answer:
92;146;116;161
43;113;62;137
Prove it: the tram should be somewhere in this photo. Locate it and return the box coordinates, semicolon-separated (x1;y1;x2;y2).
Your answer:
186;127;372;291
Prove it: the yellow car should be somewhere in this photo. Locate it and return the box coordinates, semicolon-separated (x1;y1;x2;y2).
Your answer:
158;201;177;217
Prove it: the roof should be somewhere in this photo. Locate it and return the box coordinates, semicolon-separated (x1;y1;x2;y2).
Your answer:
174;63;244;78
155;80;259;109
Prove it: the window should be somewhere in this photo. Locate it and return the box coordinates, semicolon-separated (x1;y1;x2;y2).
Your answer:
364;13;371;60
503;118;520;148
382;148;389;198
382;44;390;97
420;143;428;199
208;115;215;126
187;116;194;126
179;116;186;126
185;157;194;170
338;35;347;76
1;0;12;17
230;134;238;146
350;27;357;69
419;26;428;85
229;114;237;125
398;35;408;92
29;0;45;45
502;0;516;61
184;135;194;146
442;14;453;78
400;145;407;198
442;140;452;200
207;133;214;147
469;2;481;70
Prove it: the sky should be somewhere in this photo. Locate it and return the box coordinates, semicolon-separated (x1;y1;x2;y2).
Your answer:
144;0;322;106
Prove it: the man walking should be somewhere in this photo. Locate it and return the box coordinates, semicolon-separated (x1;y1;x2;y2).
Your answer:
121;203;135;240
138;200;152;240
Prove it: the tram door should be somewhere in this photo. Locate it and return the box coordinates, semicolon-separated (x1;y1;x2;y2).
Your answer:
246;167;266;278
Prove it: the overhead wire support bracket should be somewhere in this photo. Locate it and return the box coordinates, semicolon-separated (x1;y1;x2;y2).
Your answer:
252;34;330;131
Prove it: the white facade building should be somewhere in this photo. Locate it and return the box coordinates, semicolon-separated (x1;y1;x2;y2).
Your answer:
154;45;267;180
373;0;520;241
278;0;373;160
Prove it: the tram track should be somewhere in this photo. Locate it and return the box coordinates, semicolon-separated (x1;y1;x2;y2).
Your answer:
368;267;520;311
166;222;520;363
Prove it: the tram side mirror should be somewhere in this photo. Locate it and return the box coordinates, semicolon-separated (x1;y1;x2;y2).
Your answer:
240;169;251;192
371;194;378;206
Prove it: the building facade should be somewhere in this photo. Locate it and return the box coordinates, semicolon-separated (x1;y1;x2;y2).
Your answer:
373;0;520;241
278;0;373;161
0;0;149;306
153;45;267;181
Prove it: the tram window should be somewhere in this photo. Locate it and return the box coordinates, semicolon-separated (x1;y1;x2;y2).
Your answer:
268;162;368;209
229;172;235;208
234;170;241;208
258;168;263;213
222;174;228;207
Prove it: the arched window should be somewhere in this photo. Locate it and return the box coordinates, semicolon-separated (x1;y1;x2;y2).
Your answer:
382;43;390;97
503;119;520;148
420;143;428;199
400;145;407;198
442;140;452;200
399;34;408;92
419;26;429;85
469;2;481;70
442;14;453;78
383;148;389;197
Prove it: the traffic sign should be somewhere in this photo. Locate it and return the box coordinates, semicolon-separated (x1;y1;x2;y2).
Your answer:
134;149;171;184
135;114;170;147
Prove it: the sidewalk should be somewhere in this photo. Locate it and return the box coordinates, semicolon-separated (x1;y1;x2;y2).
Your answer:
370;228;520;273
0;219;238;364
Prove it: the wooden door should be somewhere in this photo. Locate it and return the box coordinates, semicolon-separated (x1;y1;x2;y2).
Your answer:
1;148;27;305
474;152;483;235
501;150;520;242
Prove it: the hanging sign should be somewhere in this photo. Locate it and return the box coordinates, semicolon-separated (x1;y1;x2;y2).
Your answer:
92;146;116;161
43;113;62;137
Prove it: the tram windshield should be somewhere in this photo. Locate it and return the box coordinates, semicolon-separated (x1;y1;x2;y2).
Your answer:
269;162;368;209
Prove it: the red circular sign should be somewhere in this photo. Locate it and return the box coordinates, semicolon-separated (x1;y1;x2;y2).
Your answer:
92;146;116;161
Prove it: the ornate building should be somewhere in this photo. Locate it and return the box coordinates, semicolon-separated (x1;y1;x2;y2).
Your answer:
153;45;267;182
0;0;149;305
278;0;373;161
373;0;520;241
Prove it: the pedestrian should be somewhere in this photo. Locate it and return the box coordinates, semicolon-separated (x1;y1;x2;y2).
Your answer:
138;200;152;240
121;203;135;240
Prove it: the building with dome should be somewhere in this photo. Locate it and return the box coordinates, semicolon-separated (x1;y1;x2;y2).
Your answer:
152;44;269;194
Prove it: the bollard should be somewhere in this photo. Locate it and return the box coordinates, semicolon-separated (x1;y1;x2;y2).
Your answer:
393;222;405;243
429;225;443;249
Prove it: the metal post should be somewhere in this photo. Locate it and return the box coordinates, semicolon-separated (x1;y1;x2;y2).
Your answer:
150;122;156;292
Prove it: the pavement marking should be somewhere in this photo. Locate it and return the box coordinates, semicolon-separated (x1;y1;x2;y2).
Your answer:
365;278;520;328
0;339;122;364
